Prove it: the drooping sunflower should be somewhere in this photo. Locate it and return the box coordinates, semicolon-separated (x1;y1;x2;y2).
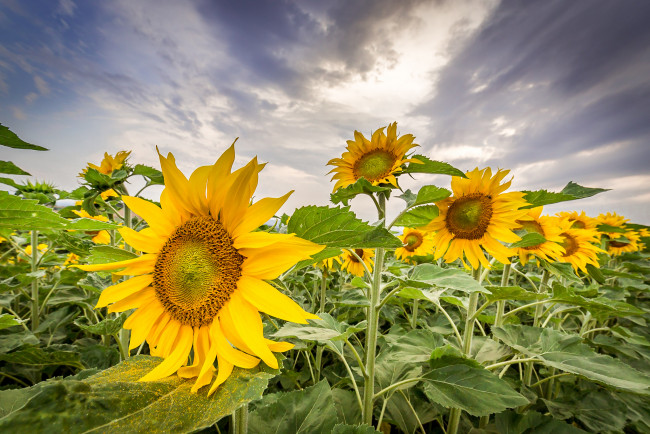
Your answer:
341;248;375;277
72;209;112;244
395;227;435;264
77;145;323;395
426;167;529;269
79;150;131;177
605;229;641;256
327;122;419;192
515;209;565;266
555;218;604;272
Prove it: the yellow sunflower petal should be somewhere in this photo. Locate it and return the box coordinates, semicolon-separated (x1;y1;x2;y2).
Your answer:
240;238;324;280
107;286;156;313
96;274;153;308
119;227;165;253
75;255;151;272
122;196;175;238
231;191;292;239
208;354;234;396
210;319;260;368
112;254;157;276
238;275;318;324
125;300;165;350
139;324;193;382
157;149;196;216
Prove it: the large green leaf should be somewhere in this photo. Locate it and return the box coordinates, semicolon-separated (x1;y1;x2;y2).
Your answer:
484;286;545;302
330;178;392;206
400;264;489;294
0;191;68;230
392;205;438;228
398;186;450;208
0;355;278;433
248;380;337;434
510;232;546;248
495;410;588;433
550;283;644;318
384;388;440;434
422;363;528;416
288;205;401;248
86;246;138;265
332;424;380;434
66;219;121;231
74;313;128;336
493;325;650;391
0;124;48;151
402;155;466;177
542;390;627;433
132;164;164;185
522;182;608;208
0;161;30;176
0;314;21;331
382;328;445;363
0;347;84;370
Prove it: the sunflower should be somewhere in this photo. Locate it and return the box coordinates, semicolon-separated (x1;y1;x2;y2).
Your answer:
556;211;598;232
605;229;641;256
555;218;604;272
77;145;323;395
395;228;435;263
341;248;375;277
327;122;419;192
24;243;48;257
515;209;565;266
79;151;131;177
426;167;529;269
73;209;112;244
317;254;342;271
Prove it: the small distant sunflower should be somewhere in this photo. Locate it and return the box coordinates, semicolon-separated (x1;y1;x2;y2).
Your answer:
605;229;641;256
78;145;323;395
556;211;598;232
515;209;565;266
24;243;48;257
426;168;529;269
596;212;629;238
555;219;604;272
341;248;375;277
395;228;435;263
79;151;131;177
327;122;419;192
317;254;342;271
73;210;112;244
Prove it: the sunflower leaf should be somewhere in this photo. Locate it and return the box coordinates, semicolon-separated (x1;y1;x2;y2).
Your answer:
67;218;121;231
402;155;466;177
399;264;490;294
510;232;546;248
0;161;30;176
330;177;392;206
288;205;402;248
132;164;164;185
0;123;48;151
86;246;137;264
0;191;69;230
493;325;650;391
393;204;439;228
0;355;279;433
0;314;22;331
597;223;627;233
74;313;128;336
522;182;608;208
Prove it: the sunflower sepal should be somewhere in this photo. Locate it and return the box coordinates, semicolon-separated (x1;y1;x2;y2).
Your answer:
330;177;392;206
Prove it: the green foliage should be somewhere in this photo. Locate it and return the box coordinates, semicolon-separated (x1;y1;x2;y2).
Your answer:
522;181;608;208
288;205;402;248
0;161;30;176
393;205;438;228
0;355;278;433
330;178;392;206
402;155;466;177
0;123;48;151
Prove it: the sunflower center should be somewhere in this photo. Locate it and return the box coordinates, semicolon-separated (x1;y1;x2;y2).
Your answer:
353;150;396;181
559;232;579;257
516;220;545;251
445;194;493;240
153;216;244;327
350;249;365;263
571;220;586;229
404;233;423;252
608;239;629;248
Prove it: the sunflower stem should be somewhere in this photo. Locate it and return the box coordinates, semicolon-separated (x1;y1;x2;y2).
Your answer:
118;205;133;360
362;194;386;426
447;267;481;434
233;404;248;434
30;231;40;332
494;264;511;331
524;269;550;385
411;299;419;329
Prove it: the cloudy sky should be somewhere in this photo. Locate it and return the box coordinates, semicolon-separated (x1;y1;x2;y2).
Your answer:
1;0;649;224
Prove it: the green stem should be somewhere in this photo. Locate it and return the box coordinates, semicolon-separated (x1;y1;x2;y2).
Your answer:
494;264;511;329
315;270;328;381
448;267;481;434
362;193;386;426
336;350;363;413
30;231;40;331
374;377;424;399
525;269;550;385
233;404;248;434
411;299;419;329
118;205;132;359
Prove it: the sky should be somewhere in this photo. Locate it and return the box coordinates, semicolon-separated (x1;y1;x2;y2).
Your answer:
1;0;649;225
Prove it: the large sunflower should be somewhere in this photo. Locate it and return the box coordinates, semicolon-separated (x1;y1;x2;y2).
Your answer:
426;168;529;269
341;248;375;277
555;218;603;272
327;122;419;192
78;145;323;395
395;227;435;264
515;209;565;266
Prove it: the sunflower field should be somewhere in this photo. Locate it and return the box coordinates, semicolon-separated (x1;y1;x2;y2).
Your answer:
1;122;649;434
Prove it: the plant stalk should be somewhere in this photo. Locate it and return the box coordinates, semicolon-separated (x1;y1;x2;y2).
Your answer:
118;205;132;359
494;264;511;329
315;269;328;381
233;404;248;434
30;231;40;331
